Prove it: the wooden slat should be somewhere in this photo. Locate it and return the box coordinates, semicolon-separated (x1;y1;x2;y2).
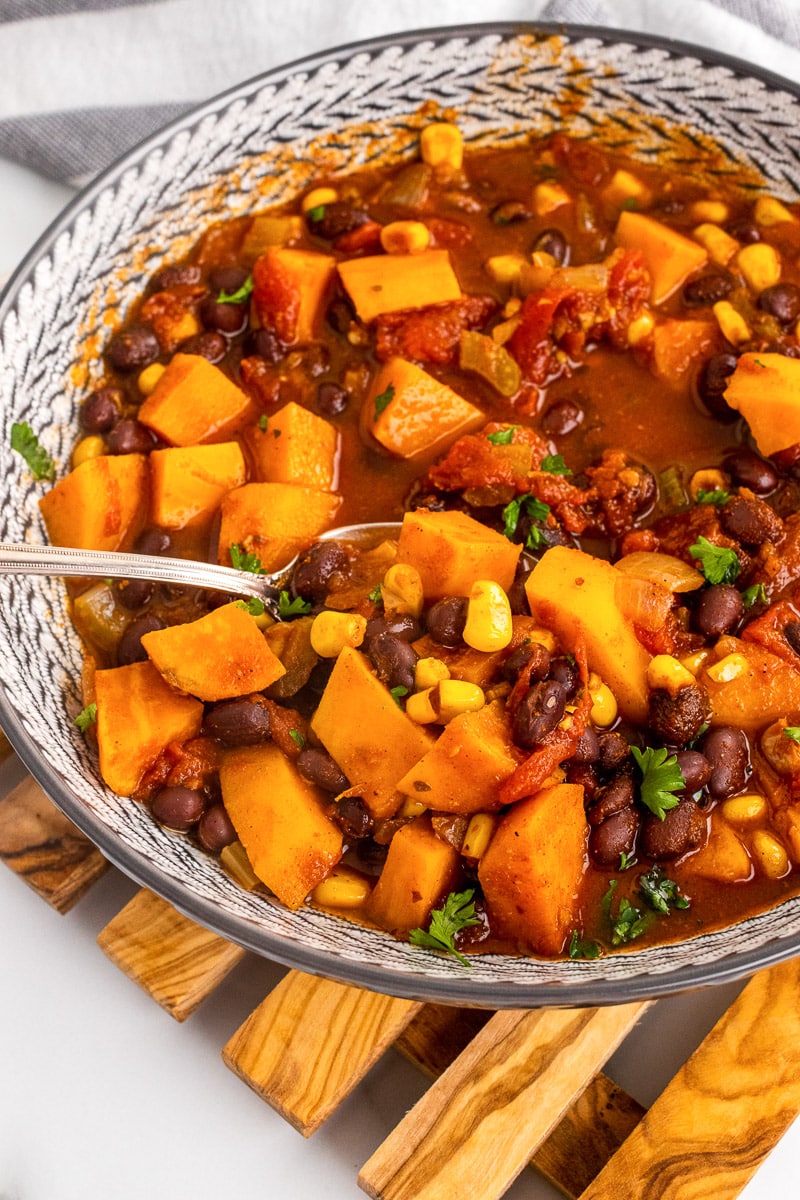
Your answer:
359;1001;649;1200
577;959;800;1200
97;887;246;1021
395;1004;645;1200
222;971;423;1136
0;773;108;911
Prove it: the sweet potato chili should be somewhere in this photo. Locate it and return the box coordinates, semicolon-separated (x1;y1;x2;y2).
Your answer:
25;119;800;962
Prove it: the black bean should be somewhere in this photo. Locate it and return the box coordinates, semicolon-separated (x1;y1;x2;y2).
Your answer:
366;632;417;693
500;641;551;684
757;282;800;325
105;419;158;455
695;353;738;422
152;263;202;290
533;227;568;264
117;614;166;665
200;296;248;335
720;494;783;545
506;570;532;616
243;327;285;363
107;324;160;372
784;622;800;655
597;731;631;772
726;219;760;244
151;786;206;831
723;447;778;495
296;747;349;793
675;749;712;794
589;807;639;865
702;726;749;798
588;773;635;825
647;684;708;745
203;696;271;746
491;200;532;224
113;578;154;611
640;797;705;861
549;655;580;699
326;297;356;335
693;584;744;638
332;796;374;840
177;330;227;363
573;726;600;764
316;381;349;416
134;528;172;557
207;265;250;295
197;803;237;852
80;387;122;434
683;272;734;307
364;613;422;643
513;680;567;749
541;397;582;436
291;541;350;603
306;201;368;241
566;761;600;800
426;596;468;647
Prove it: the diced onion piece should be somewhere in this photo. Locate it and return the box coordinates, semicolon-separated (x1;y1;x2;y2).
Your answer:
615;551;705;593
459;330;521;397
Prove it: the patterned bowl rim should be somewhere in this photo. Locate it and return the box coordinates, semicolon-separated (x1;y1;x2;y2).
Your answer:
3;20;800;1007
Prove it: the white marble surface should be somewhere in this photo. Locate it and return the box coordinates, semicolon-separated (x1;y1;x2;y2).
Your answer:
2;18;800;1200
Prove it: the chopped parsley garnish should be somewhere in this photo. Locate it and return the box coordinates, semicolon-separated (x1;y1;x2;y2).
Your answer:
278;590;312;618
695;488;730;507
258;413;268;431
689;535;741;585
10;421;55;481
373;384;395;420
742;583;767;609
621;196;639;211
229;544;263;574
486;425;520;446
502;493;551;543
784;727;800;744
306;204;326;222
619;851;637;871
74;702;97;732
409;889;481;967
568;930;601;960
390;685;409;707
631;745;684;820
367;583;383;605
601;879;652;945
289;729;305;749
639;865;690;915
236;597;266;617
541;453;572;476
218;275;254;304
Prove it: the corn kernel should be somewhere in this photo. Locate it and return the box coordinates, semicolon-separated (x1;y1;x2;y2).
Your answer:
310;610;367;657
462;813;498;861
736;242;782;293
689;467;728;500
533;181;572;216
692;223;739;266
415;656;451;691
137;361;166;396
433;679;485;722
712;299;751;346
71;435;105;469
302;186;338;212
530;250;557;271
463;580;513;652
311;864;372;909
626;310;655;347
405;687;439;724
689;199;730;224
380;220;431;256
220;841;260;891
420;122;463;170
540;765;567;788
706;652;749;683
722;793;768;826
381;562;424;618
751;829;790;879
679;649;711;677
647;654;697;694
527;626;557;653
398;797;427;819
517;260;558;296
503;297;522;318
588;673;618;727
754;195;796;226
485;254;527;286
783;809;800;864
602;169;652;211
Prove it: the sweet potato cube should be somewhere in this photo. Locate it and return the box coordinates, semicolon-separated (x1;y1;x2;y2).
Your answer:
699;636;800;733
39;453;147;552
338;249;462;323
683;813;751;884
252;246;336;344
217;481;342;572
94;660;203;796
723;352;800;456
651;319;720;387
364;357;484;460
310;646;434;819
138;353;252;445
615;210;708;304
396;508;521;601
141;602;285;702
246;401;338;490
219;743;342;910
478;783;587;957
150;442;246;530
396;702;519;814
366;816;460;935
525;546;651;723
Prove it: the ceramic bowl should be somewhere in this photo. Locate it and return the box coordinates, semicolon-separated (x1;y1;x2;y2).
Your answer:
3;22;800;1007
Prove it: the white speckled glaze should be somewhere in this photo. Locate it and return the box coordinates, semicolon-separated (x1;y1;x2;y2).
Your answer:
3;23;800;1007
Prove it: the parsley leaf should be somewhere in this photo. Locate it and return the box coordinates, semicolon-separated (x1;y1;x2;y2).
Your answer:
784;727;800;744
218;275;254;304
486;425;520;446
689;535;741;585
390;685;409;707
409;889;481;967
229;544;263;574
502;493;551;542
695;488;730;507
258;413;268;431
568;930;601;960
289;729;305;749
639;865;690;915
742;583;767;609
74;702;97;732
373;384;395;420
278;590;312;619
236;597;266;617
541;453;572;476
631;745;684;820
306;204;327;222
609;896;652;945
619;851;637;871
10;421;55;481
367;583;383;605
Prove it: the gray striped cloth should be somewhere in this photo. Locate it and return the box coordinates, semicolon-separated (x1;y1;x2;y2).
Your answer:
2;0;800;188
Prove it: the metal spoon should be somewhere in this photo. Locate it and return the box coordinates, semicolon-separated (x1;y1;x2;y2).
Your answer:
0;521;402;618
